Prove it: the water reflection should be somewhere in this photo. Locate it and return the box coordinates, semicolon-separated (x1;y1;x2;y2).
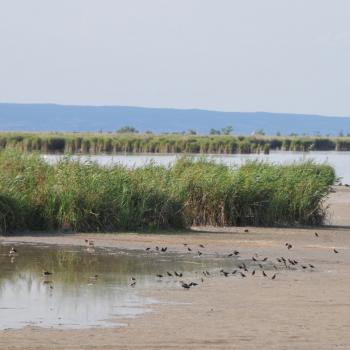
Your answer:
0;243;233;330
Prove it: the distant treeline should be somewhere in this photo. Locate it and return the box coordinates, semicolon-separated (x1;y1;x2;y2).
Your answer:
0;132;350;154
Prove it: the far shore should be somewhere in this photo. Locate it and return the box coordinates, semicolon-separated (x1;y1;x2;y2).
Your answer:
0;186;349;350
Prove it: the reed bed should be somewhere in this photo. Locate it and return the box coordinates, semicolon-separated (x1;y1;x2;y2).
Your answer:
0;151;335;234
0;132;350;155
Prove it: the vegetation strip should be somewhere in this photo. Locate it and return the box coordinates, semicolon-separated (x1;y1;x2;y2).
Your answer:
1;132;350;155
0;151;335;233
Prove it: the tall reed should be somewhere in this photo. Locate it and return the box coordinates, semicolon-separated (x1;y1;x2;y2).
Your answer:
0;151;335;234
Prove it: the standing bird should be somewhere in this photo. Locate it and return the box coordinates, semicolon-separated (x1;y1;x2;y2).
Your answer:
333;249;339;254
262;271;268;278
197;251;202;256
9;247;17;256
271;274;277;280
199;244;205;248
187;247;192;252
314;232;319;238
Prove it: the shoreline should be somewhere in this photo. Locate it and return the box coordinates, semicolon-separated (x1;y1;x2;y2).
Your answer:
0;187;350;349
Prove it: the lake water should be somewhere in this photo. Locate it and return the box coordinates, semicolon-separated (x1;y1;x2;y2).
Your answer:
0;243;241;330
43;151;350;184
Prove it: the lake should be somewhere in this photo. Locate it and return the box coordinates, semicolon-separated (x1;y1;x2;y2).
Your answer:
43;151;350;184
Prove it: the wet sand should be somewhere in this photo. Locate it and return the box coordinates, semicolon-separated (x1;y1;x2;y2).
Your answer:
0;186;350;349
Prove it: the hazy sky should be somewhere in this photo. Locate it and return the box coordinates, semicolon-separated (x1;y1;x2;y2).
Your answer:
1;0;350;115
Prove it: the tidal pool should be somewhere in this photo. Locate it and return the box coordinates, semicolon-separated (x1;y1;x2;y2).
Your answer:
0;243;238;330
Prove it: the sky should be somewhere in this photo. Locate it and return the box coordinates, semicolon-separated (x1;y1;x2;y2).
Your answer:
0;0;350;116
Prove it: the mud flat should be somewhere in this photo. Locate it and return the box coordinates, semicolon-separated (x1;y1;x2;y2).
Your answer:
0;186;349;350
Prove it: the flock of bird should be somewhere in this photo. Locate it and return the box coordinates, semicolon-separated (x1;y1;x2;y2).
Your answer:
129;230;341;290
6;230;341;291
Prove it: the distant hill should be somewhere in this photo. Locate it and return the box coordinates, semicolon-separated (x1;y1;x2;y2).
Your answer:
0;103;350;135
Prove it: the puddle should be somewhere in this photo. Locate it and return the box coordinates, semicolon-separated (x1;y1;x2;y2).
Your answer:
0;243;236;330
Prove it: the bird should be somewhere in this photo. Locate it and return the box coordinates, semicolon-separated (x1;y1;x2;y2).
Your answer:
301;265;308;269
244;229;249;233
233;250;240;256
262;271;268;277
161;247;167;252
181;282;191;289
205;270;210;276
130;281;136;287
309;264;315;269
88;240;94;247
220;269;230;277
197;251;202;256
271;274;277;280
189;282;198;287
183;243;188;246
156;274;163;278
130;277;136;281
240;272;246;278
228;253;234;257
167;271;173;277
258;264;263;269
199;244;205;248
333;249;339;254
286;243;292;250
9;247;17;256
252;270;256;276
232;270;237;275
155;246;159;251
187;247;192;252
262;257;268;262
145;247;151;251
43;270;53;276
174;271;183;277
252;256;257;261
314;232;319;238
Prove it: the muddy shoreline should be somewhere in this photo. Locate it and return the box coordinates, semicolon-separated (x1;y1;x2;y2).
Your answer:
0;186;349;349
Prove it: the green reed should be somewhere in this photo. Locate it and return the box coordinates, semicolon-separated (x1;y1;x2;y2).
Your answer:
0;151;336;234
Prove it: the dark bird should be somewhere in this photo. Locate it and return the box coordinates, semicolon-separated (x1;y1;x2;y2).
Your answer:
232;270;237;275
205;270;210;276
233;250;240;256
262;271;268;277
145;247;151;251
262;257;268;262
130;277;136;281
244;229;249;233
287;244;292;250
333;249;339;254
201;278;204;283
271;274;277;280
240;272;246;278
252;256;257;261
309;264;315;269
199;244;205;248
258;264;263;269
314;232;319;238
43;271;53;276
181;282;191;289
276;258;282;263
155;246;159;251
220;269;230;277
189;282;198;287
130;281;136;287
161;247;167;252
228;253;234;257
183;243;188;246
252;270;256;276
197;251;202;256
301;265;308;269
187;247;192;252
174;271;183;277
156;274;163;278
167;271;173;277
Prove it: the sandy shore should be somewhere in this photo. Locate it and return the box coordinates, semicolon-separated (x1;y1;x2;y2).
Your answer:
0;186;350;350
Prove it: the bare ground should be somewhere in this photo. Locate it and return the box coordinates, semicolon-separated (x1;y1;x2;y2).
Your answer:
0;186;350;350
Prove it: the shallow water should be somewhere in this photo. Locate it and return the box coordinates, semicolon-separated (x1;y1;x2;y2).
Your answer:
0;243;240;330
43;151;350;184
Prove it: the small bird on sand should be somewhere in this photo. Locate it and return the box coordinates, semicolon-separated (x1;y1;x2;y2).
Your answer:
333;249;339;254
187;247;192;252
43;270;53;276
197;251;202;256
130;277;136;281
161;247;167;252
309;264;315;269
252;256;257;261
251;270;256;276
262;271;268;277
167;271;173;277
314;232;319;238
232;270;237;275
199;244;205;248
240;272;246;278
228;253;234;257
262;257;268;262
271;274;277;280
244;229;249;233
174;271;183;277
145;247;151;251
181;282;191;289
233;250;240;256
301;265;308;269
189;282;198;287
220;269;230;277
155;246;159;251
156;274;163;278
130;281;136;287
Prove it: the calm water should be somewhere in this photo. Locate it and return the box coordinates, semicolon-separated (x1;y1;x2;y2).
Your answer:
43;151;350;184
0;243;238;330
